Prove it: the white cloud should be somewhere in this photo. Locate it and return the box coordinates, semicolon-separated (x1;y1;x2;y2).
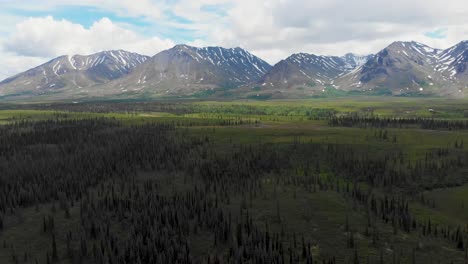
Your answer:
0;52;47;81
136;0;468;63
0;16;174;80
205;0;468;64
163;0;468;64
4;16;174;57
1;0;468;79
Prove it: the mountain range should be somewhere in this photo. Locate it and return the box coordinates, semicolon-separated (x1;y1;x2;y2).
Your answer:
0;50;149;99
105;45;271;97
1;40;467;100
336;41;468;96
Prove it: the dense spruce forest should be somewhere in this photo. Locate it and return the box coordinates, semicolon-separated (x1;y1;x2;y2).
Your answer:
0;98;467;264
328;115;468;130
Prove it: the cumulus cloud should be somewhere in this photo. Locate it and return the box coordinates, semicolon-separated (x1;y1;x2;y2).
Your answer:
4;16;174;57
0;52;47;80
1;0;468;79
0;16;175;80
203;0;468;63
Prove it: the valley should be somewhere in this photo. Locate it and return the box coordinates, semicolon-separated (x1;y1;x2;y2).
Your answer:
0;97;467;263
2;2;468;264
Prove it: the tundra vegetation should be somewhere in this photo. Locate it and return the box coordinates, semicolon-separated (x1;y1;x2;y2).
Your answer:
0;97;467;264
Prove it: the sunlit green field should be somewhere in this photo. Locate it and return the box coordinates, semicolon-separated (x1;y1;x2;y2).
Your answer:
2;97;468;152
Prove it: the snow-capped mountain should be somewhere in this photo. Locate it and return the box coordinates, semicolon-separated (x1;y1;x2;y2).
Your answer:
341;53;374;70
179;45;271;81
0;50;149;98
335;41;467;96
336;41;468;96
0;40;467;100
436;41;468;84
251;52;372;94
107;44;272;96
67;50;149;80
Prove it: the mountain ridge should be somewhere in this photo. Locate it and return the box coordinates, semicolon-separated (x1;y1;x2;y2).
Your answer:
1;40;467;100
334;40;468;96
0;50;149;98
102;44;272;97
238;52;373;98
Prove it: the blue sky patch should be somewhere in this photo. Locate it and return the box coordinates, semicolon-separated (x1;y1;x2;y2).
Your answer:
7;6;151;28
165;10;193;25
424;28;447;39
200;4;232;17
7;5;202;43
156;25;199;43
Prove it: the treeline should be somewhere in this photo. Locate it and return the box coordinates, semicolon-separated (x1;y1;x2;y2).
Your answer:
323;143;468;190
328;115;468;130
27;101;336;120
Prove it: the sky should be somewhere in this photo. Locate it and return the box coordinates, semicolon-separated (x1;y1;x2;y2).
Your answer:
0;0;467;80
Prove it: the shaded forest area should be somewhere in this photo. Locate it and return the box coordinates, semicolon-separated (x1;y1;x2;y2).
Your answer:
0;111;467;263
329;115;468;130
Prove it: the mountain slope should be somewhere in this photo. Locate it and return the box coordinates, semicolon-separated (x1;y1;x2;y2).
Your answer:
261;53;347;87
336;41;468;96
238;52;371;98
436;41;468;87
1;40;467;101
342;53;374;70
107;45;272;96
0;50;149;98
